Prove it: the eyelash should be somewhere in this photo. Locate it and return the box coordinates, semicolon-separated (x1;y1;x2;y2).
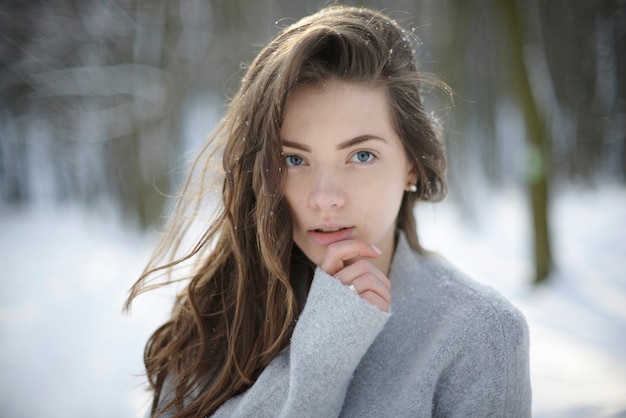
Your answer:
350;150;376;164
285;154;305;167
283;150;377;167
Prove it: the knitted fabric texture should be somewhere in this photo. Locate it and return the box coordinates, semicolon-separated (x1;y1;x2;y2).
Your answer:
157;233;531;417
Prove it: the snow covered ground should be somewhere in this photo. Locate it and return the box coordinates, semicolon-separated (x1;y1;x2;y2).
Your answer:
1;186;625;417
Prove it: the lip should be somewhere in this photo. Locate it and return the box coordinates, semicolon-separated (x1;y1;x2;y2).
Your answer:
307;226;354;246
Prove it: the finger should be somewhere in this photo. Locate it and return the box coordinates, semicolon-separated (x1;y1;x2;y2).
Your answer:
334;261;391;303
359;290;390;313
349;275;392;305
320;239;382;276
334;258;391;291
334;260;392;308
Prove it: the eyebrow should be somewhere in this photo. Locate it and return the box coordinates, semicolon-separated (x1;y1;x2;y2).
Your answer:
281;135;387;152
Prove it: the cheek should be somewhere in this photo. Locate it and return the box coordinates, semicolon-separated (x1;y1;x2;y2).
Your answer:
357;172;406;219
357;168;406;198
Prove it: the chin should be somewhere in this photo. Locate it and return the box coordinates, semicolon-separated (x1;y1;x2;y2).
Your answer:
292;241;318;264
303;248;324;266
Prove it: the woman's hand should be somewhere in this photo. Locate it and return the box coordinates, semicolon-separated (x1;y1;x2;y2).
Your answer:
320;239;392;312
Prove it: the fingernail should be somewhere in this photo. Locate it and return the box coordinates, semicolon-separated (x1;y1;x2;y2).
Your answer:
371;244;382;254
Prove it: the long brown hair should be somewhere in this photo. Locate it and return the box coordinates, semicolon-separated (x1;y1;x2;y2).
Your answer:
125;5;447;417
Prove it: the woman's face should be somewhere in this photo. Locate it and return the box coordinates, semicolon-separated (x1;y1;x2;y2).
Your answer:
280;81;416;274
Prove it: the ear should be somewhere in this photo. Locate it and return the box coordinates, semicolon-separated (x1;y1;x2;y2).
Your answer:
404;161;418;191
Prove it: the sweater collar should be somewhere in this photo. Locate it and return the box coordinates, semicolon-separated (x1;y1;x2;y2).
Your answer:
388;231;420;284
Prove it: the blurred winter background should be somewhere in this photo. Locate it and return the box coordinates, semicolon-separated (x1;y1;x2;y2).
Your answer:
1;0;625;417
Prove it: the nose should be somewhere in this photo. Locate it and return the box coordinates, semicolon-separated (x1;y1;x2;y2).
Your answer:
308;169;346;210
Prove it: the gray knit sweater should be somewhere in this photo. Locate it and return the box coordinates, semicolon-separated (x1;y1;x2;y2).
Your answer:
158;233;531;417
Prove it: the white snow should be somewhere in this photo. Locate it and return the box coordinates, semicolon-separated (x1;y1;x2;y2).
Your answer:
419;186;626;417
1;186;625;417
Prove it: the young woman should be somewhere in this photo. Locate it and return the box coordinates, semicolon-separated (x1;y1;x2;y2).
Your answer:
126;5;531;417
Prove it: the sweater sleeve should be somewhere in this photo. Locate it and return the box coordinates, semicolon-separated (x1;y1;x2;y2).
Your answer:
432;290;532;418
212;267;391;418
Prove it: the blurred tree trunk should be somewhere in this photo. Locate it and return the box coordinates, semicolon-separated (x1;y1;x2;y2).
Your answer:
500;0;553;283
438;0;504;217
0;0;196;228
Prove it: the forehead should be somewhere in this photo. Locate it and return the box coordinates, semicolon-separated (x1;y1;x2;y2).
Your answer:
280;81;394;139
286;80;388;108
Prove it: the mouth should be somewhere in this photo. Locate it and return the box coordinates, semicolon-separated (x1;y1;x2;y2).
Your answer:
314;227;349;233
308;226;354;246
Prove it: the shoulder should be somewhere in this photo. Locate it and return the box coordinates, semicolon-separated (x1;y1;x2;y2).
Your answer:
383;234;531;415
428;254;525;334
390;235;529;350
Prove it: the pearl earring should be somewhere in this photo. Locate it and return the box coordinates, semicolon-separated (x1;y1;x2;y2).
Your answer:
408;184;418;193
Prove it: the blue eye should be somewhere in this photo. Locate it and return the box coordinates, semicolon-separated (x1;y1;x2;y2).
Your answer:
285;155;304;166
352;151;375;163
